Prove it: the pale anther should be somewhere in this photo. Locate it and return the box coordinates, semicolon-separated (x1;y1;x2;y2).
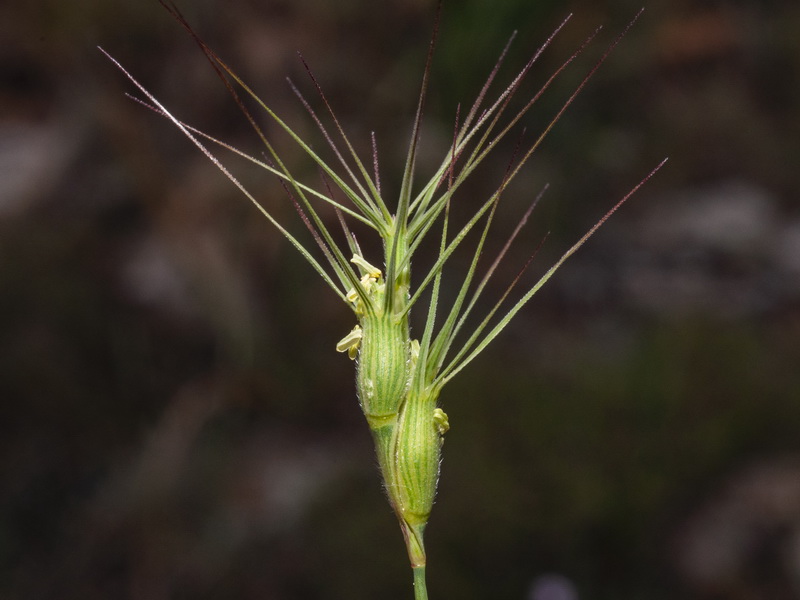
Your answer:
350;254;382;279
336;324;363;360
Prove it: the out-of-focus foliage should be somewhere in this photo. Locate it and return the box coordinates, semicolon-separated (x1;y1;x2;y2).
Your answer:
1;0;799;598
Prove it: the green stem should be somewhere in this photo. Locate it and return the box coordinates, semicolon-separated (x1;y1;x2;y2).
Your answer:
413;565;429;600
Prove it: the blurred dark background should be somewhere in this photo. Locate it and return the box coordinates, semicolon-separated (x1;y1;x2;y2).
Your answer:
2;0;799;598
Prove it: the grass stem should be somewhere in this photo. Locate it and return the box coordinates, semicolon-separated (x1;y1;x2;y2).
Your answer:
413;566;429;600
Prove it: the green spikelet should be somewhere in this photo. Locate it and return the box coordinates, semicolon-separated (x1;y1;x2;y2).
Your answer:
357;311;410;428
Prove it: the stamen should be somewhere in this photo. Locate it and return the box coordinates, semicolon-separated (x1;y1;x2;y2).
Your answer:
351;254;382;279
336;325;363;360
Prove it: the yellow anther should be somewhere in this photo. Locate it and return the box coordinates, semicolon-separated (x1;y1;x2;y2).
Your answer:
433;408;449;436
336;325;363;360
347;274;373;302
361;272;376;289
346;273;380;315
351;254;382;279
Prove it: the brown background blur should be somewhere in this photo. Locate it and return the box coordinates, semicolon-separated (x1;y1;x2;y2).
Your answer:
2;0;799;598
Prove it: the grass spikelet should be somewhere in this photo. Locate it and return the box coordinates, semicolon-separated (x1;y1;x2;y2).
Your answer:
102;4;665;597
